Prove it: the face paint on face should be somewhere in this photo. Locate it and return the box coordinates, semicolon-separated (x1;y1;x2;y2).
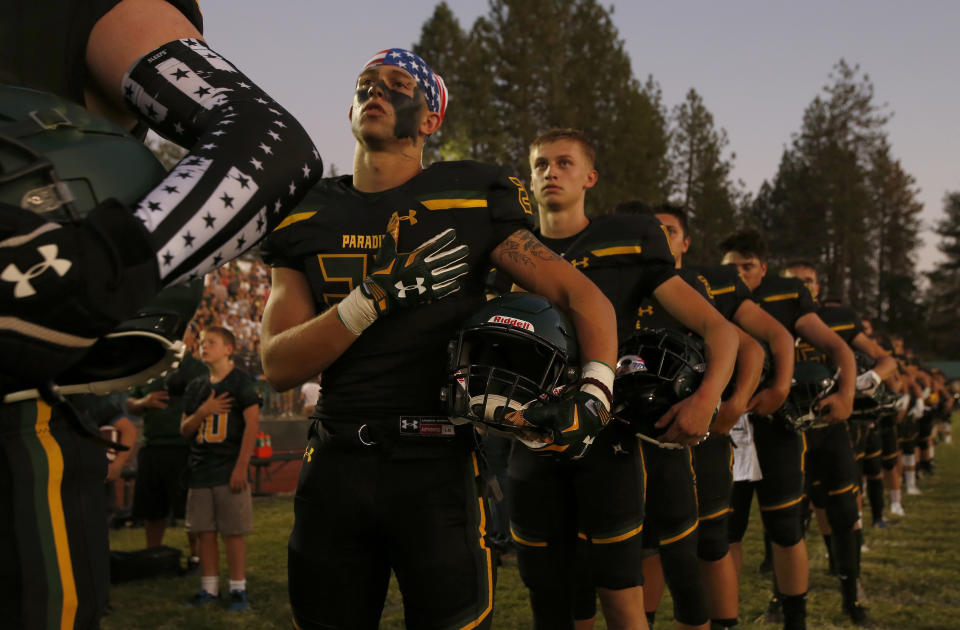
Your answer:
355;79;424;141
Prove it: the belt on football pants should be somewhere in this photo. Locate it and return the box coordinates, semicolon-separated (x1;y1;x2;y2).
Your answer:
311;416;461;448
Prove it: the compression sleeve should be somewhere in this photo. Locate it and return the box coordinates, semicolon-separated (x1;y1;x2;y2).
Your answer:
121;38;322;285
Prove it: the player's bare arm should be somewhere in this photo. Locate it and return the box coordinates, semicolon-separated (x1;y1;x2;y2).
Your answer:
733;300;795;414
491;228;617;369
260;267;359;392
86;0;204;127
713;327;765;434
650;276;738;442
795;312;856;422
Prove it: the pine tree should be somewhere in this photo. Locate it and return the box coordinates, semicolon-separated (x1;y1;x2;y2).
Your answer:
668;88;740;265
924;192;960;357
414;0;671;215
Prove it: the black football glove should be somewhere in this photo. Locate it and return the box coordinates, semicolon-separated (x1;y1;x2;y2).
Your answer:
502;390;612;459
359;214;469;316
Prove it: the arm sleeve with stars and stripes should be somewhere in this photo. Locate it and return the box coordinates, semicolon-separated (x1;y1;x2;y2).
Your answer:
122;38;322;285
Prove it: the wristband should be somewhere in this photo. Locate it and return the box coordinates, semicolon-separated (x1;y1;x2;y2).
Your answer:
580;361;615;411
336;286;379;336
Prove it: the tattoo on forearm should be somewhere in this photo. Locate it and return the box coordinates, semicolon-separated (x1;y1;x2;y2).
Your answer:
494;229;561;267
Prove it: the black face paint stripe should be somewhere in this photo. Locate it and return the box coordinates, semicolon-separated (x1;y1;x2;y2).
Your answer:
355;80;424;141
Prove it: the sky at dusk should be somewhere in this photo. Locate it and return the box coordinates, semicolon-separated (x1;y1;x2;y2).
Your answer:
198;0;959;273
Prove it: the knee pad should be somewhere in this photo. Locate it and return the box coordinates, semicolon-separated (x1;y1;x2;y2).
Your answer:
586;537;645;591
697;516;730;562
825;491;859;533
528;586;576;630
760;504;804;547
660;533;709;626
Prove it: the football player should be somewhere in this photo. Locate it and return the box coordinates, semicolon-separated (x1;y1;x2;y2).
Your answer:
259;56;617;630
635;203;795;630
1;2;319;628
512;130;737;630
782;261;897;625
720;230;857;630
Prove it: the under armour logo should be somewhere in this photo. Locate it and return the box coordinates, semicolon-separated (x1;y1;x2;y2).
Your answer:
570;257;589;269
303;446;314;462
612;442;626;455
637;305;654;317
1;245;72;298
395;277;426;298
391;210;418;226
401;419;419;430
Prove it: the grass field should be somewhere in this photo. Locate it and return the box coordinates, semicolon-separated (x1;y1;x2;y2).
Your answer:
105;440;960;629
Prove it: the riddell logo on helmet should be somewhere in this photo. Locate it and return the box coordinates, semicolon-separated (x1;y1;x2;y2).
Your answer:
489;315;534;331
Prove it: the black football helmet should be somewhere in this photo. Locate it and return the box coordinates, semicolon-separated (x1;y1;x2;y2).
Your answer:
613;327;707;444
447;293;580;447
850;350;896;420
1;85;195;402
771;360;836;431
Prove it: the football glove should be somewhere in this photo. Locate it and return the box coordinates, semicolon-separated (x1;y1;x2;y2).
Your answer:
502;390;612;460
337;214;469;334
856;369;883;397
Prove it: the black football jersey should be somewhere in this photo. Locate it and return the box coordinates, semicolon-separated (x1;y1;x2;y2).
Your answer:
690;264;754;322
752;276;817;335
183;367;261;488
536;214;678;341
795;304;864;364
260;161;534;423
632;268;713;333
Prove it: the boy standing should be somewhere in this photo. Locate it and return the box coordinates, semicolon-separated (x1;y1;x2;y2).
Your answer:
181;326;261;611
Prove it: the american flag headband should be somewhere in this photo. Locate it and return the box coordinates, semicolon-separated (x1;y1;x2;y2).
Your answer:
361;48;448;120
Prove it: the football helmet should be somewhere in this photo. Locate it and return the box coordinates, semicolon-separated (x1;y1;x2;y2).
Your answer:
1;85;193;402
770;360;836;431
0;84;166;220
613;327;707;446
447;293;580;447
850;350;896;420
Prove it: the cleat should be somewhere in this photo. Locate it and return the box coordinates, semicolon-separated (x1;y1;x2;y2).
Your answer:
186;590;219;607
906;486;922;496
844;601;870;626
889;502;905;517
756;595;783;624
228;589;250;612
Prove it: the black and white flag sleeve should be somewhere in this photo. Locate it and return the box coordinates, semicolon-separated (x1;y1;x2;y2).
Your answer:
122;38;322;285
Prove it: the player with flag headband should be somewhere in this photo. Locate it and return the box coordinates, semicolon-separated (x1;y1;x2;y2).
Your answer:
0;1;320;628
259;51;618;629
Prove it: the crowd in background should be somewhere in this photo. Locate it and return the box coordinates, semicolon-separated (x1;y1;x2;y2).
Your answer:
185;259;300;417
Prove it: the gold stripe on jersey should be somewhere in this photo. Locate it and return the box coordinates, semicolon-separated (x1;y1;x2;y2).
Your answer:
589;523;644;545
591;245;643;257
420;199;488;211
831;324;856;332
660;520;699;545
35;402;78;630
711;285;737;295
274;211;317;231
763;292;799;302
511;526;548;548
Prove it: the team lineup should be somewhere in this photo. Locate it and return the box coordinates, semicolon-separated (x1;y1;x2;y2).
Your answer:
0;1;957;629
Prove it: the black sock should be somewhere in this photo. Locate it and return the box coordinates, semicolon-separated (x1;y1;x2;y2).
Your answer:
855;528;864;575
867;478;885;522
781;592;807;629
645;611;656;625
840;575;859;608
831;528;858;580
